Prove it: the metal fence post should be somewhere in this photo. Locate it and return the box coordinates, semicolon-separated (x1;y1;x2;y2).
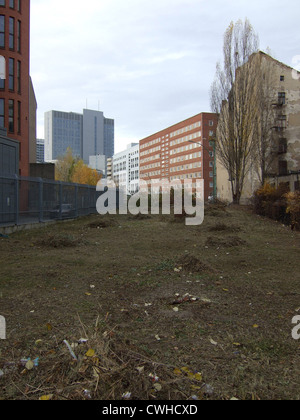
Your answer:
75;184;78;218
59;182;63;220
14;174;19;226
39;178;43;222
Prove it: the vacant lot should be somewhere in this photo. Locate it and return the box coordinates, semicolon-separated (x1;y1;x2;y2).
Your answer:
0;204;299;400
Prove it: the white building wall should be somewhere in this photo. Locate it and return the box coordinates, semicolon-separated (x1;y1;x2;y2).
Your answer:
112;143;139;194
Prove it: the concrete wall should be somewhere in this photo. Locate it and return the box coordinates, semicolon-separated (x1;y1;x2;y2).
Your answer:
29;163;55;180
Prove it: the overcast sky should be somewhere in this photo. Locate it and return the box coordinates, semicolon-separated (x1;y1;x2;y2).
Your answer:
30;0;300;153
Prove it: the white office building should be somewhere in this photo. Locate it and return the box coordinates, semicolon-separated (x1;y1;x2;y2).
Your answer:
112;143;139;194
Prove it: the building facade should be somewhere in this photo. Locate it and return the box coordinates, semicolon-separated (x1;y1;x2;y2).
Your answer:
0;0;31;176
44;108;114;164
82;109;114;164
36;138;44;163
217;52;300;203
44;110;83;161
139;113;218;200
112;143;139;194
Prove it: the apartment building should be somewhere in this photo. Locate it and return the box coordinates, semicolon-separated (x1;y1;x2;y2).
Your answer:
139;113;218;200
0;0;33;176
217;52;300;203
112;143;139;194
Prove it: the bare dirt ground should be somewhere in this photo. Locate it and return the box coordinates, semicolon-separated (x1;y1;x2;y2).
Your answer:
0;204;299;400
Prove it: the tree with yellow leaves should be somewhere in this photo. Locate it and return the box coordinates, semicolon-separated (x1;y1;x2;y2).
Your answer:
71;160;102;186
55;148;102;186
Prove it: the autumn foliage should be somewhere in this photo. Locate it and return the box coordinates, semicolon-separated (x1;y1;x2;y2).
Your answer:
55;148;102;186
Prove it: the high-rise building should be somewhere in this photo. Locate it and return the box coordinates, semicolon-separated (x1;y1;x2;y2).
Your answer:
0;0;32;176
36;138;45;163
139;113;218;200
82;109;114;163
44;110;83;161
44;109;114;163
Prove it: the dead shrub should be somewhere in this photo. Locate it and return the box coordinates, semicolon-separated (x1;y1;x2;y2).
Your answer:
253;183;289;223
0;317;206;400
285;191;300;230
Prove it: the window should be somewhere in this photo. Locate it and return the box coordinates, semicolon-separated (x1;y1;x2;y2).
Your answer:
9;0;14;8
0;15;5;48
277;115;287;129
8;99;14;132
280;75;285;82
17;100;20;133
0;1;5;6
8;58;14;90
17;20;20;52
0;98;4;127
278;138;287;154
9;17;14;50
17;60;20;92
209;120;214;126
278;160;288;176
278;92;286;105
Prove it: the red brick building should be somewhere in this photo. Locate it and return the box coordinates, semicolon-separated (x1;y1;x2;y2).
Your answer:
139;113;218;200
0;0;30;176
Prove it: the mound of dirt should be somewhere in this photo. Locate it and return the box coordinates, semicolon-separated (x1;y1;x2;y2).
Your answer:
34;234;80;248
127;213;152;221
205;236;248;248
209;223;241;233
87;219;118;229
176;254;216;273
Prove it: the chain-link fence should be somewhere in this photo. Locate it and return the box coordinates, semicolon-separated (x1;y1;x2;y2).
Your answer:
0;175;103;227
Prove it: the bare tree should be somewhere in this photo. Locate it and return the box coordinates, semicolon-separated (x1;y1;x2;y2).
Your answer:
210;19;259;204
252;52;277;185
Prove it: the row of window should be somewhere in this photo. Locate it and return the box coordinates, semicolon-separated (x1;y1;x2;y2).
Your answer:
0;97;21;133
170;131;202;147
0;15;21;51
170;142;202;156
0;0;21;11
170;173;202;181
0;57;21;92
170;121;202;138
140;154;161;164
170;152;202;164
170;162;202;172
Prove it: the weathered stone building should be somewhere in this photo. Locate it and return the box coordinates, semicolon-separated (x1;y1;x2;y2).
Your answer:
217;52;300;203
